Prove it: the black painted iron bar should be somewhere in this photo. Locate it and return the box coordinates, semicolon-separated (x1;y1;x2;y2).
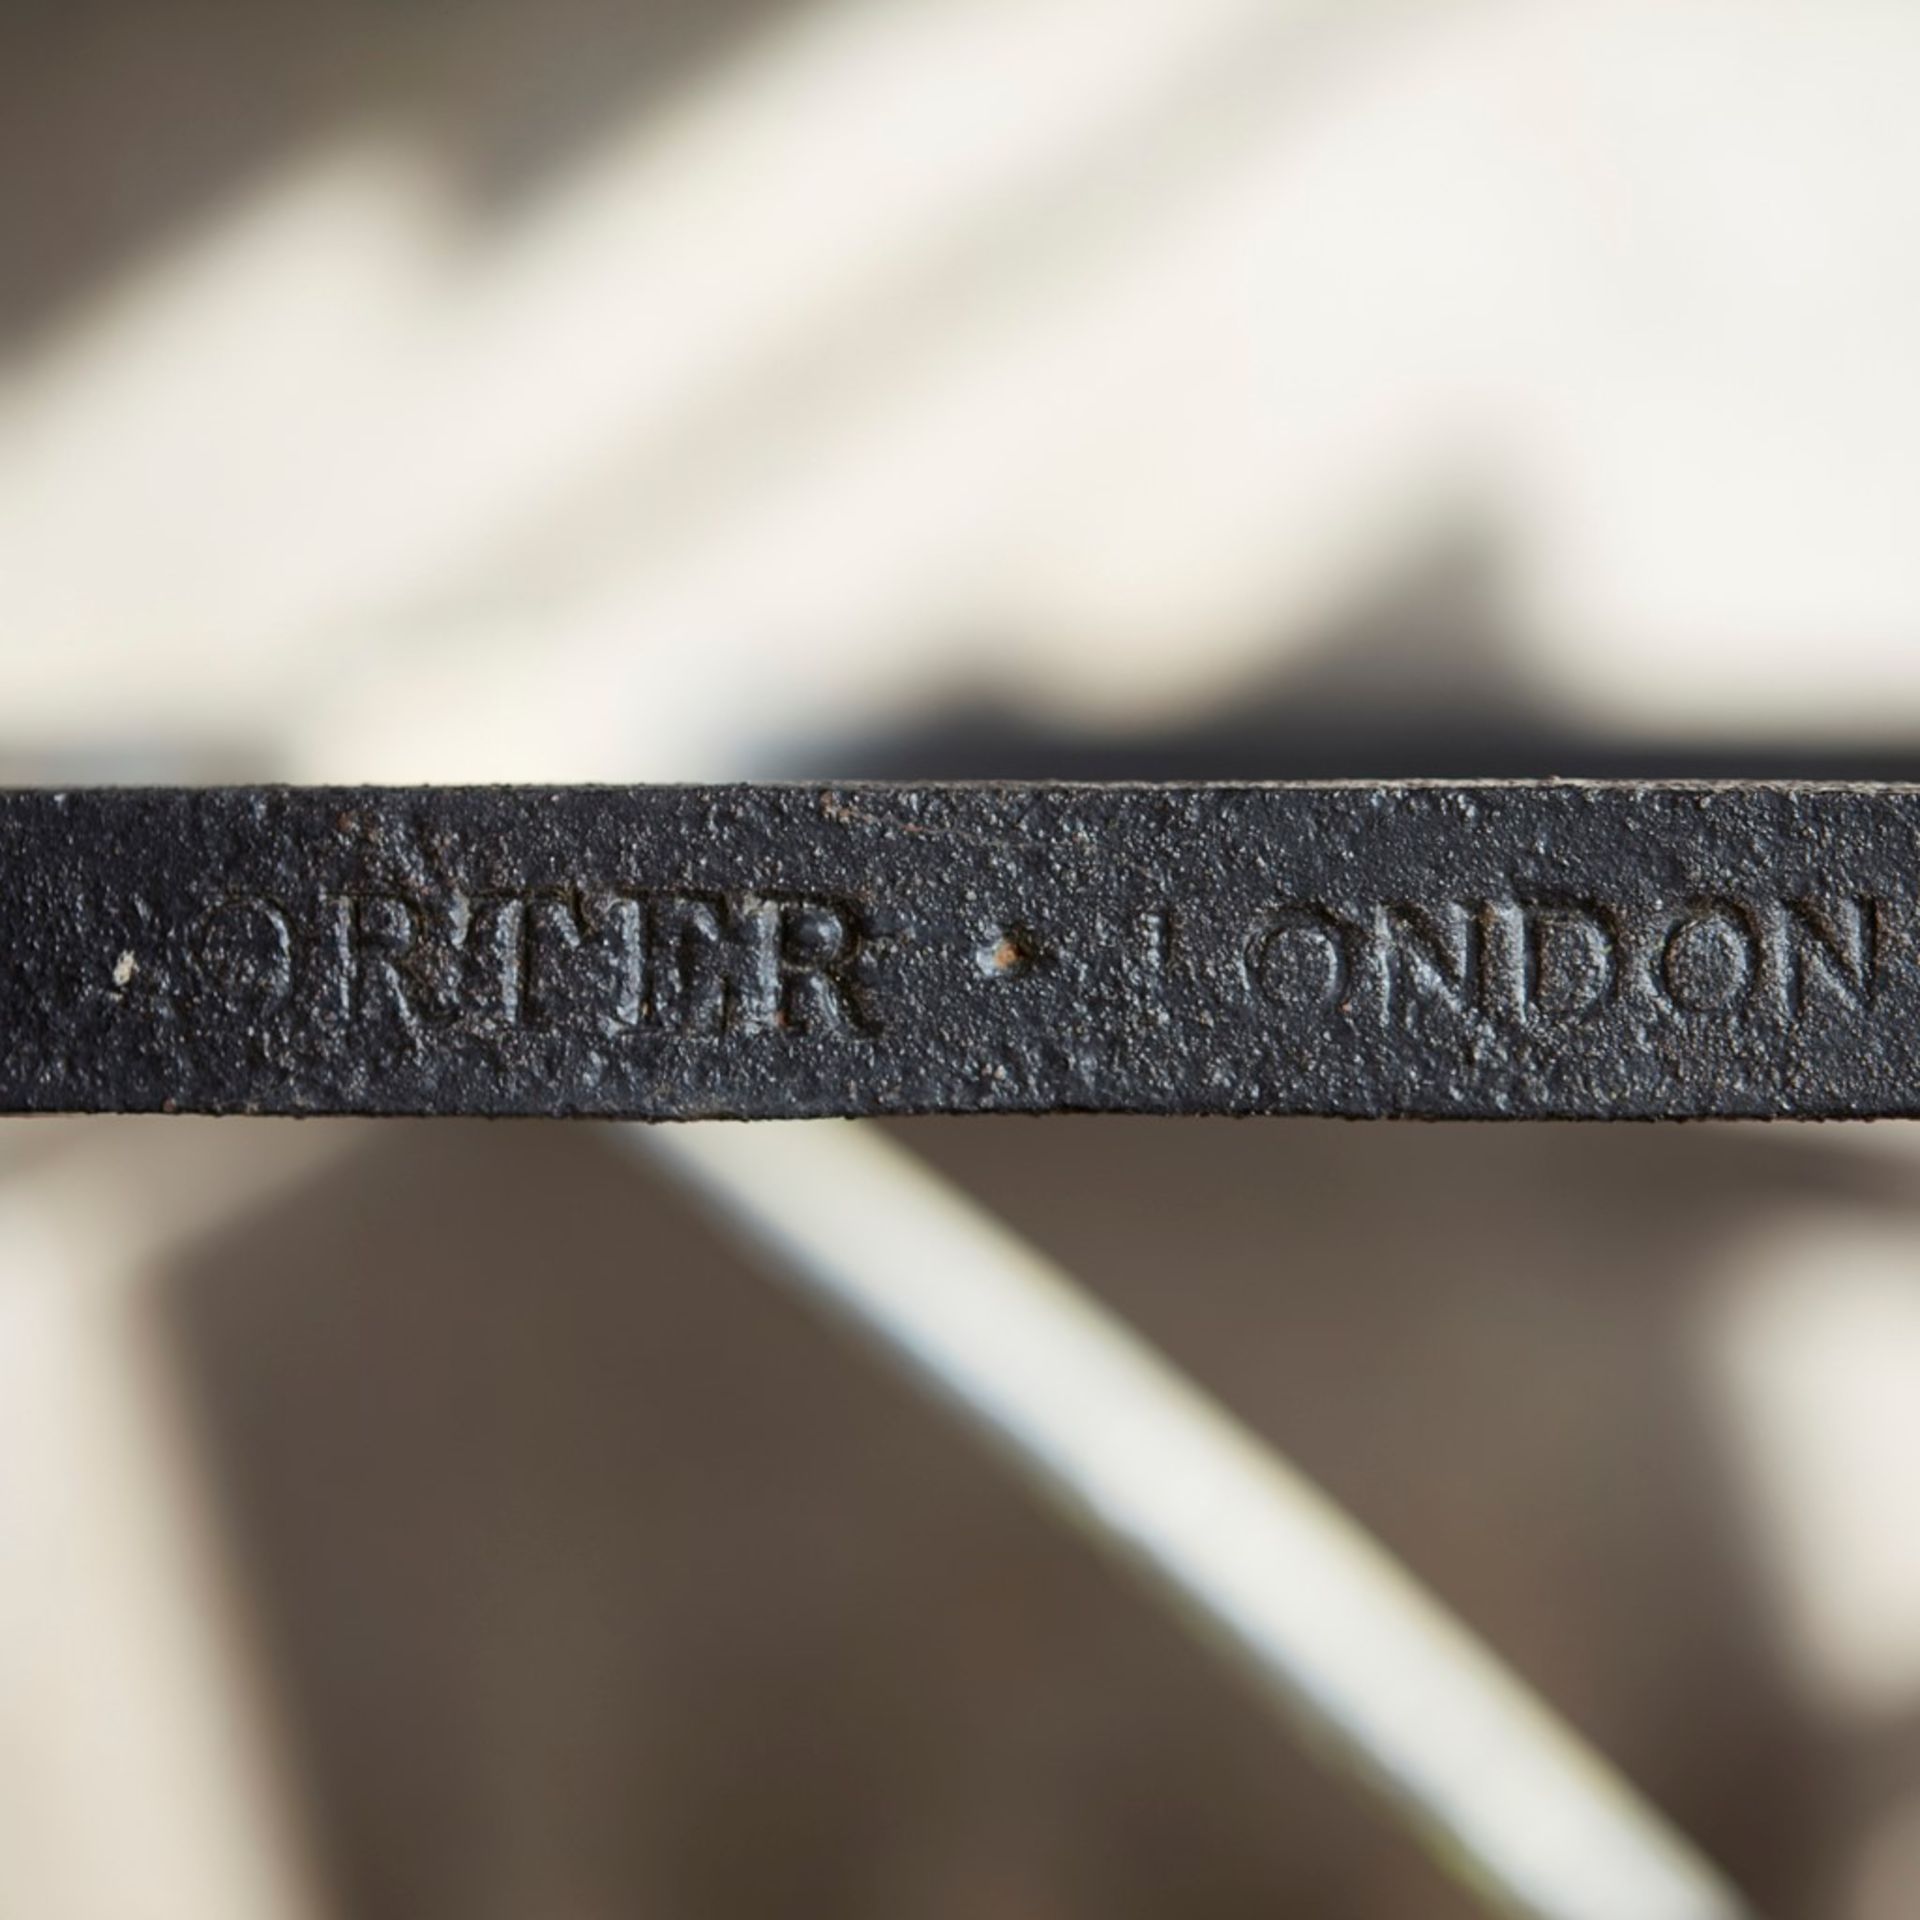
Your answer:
0;780;1908;1117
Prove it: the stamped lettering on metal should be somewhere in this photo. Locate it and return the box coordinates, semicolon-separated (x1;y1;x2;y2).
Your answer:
2;783;1917;1117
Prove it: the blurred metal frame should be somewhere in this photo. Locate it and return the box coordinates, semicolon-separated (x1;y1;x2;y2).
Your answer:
644;1119;1752;1920
0;1106;1755;1920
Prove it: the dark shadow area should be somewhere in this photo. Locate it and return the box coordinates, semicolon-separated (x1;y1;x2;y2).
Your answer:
785;555;1920;785
157;1111;1920;1920
0;0;794;345
158;1122;1475;1920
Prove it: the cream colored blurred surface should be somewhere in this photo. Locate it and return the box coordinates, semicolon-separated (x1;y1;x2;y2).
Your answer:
9;0;1920;774
7;1;1920;1915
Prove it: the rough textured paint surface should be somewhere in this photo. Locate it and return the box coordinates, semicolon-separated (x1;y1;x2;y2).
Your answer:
0;782;1914;1118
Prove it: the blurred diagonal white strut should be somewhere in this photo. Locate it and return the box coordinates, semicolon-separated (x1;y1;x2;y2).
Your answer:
642;1121;1753;1920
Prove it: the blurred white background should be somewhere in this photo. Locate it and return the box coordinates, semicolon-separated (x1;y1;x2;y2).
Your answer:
7;2;1920;1916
